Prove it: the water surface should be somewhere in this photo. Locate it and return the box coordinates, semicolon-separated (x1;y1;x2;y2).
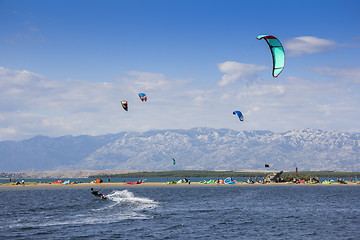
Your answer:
1;185;359;239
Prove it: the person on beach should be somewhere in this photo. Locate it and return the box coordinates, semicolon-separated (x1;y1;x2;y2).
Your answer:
91;188;104;198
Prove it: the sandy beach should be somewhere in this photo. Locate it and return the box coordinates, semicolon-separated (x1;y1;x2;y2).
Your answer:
1;181;359;189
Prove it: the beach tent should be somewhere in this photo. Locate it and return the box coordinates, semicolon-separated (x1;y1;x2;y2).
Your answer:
177;178;189;183
90;179;103;183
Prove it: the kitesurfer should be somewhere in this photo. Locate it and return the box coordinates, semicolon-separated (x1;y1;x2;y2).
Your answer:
91;188;104;198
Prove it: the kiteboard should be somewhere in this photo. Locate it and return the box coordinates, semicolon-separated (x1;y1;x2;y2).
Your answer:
100;195;108;200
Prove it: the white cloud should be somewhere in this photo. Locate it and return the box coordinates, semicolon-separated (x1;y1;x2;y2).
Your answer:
217;61;268;86
312;66;360;84
0;67;199;140
285;36;337;56
0;66;44;85
0;65;359;140
124;71;172;90
235;84;285;98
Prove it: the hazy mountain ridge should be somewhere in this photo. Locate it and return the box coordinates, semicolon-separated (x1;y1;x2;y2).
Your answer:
0;133;125;171
1;128;359;172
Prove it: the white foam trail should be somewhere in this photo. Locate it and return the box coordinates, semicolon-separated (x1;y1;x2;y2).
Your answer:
106;190;158;210
5;190;159;229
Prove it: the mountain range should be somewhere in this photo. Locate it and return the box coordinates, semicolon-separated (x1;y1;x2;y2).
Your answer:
1;128;359;172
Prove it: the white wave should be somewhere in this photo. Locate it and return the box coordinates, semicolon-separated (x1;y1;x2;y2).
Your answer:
105;190;159;211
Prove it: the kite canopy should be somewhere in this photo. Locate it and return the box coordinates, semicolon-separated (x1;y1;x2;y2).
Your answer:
138;93;147;101
121;100;128;111
233;111;244;121
257;35;285;77
172;158;176;165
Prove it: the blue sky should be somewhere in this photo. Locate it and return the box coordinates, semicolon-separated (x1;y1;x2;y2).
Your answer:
0;0;359;140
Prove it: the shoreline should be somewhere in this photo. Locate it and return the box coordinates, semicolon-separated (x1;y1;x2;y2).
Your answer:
2;170;360;180
1;181;359;189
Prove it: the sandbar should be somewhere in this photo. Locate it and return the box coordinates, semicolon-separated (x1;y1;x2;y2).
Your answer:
1;181;359;190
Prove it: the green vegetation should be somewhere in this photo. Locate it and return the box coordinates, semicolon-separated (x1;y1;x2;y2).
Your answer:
90;170;269;178
89;170;360;179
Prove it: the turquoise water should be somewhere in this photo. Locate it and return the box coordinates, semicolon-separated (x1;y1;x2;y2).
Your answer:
1;185;360;239
0;177;357;184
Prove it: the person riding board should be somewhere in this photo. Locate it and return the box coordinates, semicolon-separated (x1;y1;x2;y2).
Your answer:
91;188;106;199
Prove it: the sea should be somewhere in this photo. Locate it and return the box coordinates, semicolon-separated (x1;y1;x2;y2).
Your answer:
1;184;359;240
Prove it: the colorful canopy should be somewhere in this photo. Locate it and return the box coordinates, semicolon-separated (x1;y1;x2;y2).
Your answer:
138;93;147;101
233;111;244;121
121;100;128;111
257;35;285;77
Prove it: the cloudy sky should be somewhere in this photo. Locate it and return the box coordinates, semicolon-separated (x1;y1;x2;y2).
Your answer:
0;0;359;140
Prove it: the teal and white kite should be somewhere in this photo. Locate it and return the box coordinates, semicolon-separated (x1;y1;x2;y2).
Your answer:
257;35;285;77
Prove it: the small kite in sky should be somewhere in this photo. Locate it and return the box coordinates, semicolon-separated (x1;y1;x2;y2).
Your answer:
138;93;147;102
121;100;128;111
233;111;244;121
